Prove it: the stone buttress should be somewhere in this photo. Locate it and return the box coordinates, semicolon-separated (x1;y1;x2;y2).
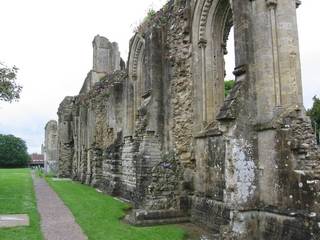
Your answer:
44;120;58;175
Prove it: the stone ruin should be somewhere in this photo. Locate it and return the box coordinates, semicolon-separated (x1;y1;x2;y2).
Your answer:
47;0;320;239
44;120;58;174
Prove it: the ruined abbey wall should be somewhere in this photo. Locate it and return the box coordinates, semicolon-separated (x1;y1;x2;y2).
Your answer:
44;120;58;174
53;0;320;239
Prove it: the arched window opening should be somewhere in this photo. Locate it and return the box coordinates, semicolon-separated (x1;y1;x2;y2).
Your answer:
133;46;146;119
192;0;234;131
126;34;145;136
204;0;233;125
224;26;235;98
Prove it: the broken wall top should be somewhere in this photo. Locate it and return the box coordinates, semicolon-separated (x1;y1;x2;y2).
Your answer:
92;35;121;74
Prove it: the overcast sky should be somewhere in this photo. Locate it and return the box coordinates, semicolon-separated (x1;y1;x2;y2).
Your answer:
0;0;319;154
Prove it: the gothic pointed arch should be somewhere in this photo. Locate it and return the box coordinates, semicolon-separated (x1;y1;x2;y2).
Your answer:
126;33;146;136
192;0;233;130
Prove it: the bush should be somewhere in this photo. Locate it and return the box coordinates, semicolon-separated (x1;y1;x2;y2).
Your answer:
225;80;235;97
307;96;320;144
0;134;30;168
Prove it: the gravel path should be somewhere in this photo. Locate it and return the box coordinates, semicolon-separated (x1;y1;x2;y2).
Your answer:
32;175;87;240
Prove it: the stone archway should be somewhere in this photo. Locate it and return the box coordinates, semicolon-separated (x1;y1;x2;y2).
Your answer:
192;0;233;130
126;33;146;136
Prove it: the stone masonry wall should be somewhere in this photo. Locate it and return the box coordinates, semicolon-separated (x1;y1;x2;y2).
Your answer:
57;97;75;177
44;120;58;174
54;0;320;239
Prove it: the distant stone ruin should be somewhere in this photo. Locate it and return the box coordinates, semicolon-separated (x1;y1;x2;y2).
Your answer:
44;120;58;174
49;0;320;239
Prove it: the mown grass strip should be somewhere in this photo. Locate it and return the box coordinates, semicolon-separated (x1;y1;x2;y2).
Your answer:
0;169;42;240
48;178;187;240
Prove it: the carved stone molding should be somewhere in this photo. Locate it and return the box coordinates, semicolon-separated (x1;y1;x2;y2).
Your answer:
198;38;207;49
266;0;277;8
130;35;145;80
198;0;232;47
233;65;247;77
199;0;214;40
267;0;282;106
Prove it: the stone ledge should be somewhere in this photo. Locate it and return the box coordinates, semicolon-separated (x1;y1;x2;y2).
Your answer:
124;209;190;226
194;128;223;139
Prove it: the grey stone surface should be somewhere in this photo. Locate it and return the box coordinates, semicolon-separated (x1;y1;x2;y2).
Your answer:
33;175;87;240
0;214;29;228
93;35;121;74
44;120;58;175
51;0;320;239
57;97;75;178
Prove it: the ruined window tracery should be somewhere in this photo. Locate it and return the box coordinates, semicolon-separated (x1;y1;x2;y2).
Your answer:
126;34;146;136
193;0;234;130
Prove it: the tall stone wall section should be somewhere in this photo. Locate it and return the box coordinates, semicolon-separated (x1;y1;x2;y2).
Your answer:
57;97;75;177
44;120;58;174
54;1;320;239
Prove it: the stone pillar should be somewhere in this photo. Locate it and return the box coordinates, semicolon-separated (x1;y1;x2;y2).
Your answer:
224;1;315;238
145;27;163;135
121;136;139;203
85;103;96;185
231;0;304;203
232;0;303;123
44;120;58;175
198;39;207;125
57;97;75;178
101;135;122;195
72;114;81;180
124;79;134;137
136;131;162;207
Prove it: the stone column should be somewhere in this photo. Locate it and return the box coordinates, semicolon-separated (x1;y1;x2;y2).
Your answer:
145;27;164;135
44;120;58;174
124;79;134;137
121;136;139;202
57;97;75;178
226;1;311;238
136;131;162;208
198;39;207;125
232;0;303;122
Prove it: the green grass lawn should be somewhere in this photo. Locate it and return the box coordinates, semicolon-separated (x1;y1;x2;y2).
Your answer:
47;178;187;240
0;169;42;240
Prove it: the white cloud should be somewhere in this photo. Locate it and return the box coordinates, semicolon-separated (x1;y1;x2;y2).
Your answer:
0;0;319;153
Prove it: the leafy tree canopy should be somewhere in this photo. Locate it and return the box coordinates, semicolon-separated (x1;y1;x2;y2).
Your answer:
225;80;235;97
0;62;22;102
0;134;30;168
307;96;320;143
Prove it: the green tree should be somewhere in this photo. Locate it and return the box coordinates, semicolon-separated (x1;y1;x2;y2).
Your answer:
0;62;21;102
307;96;320;144
0;134;30;168
224;80;235;97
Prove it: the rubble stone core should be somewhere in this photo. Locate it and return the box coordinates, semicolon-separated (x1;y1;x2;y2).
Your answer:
54;1;320;239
